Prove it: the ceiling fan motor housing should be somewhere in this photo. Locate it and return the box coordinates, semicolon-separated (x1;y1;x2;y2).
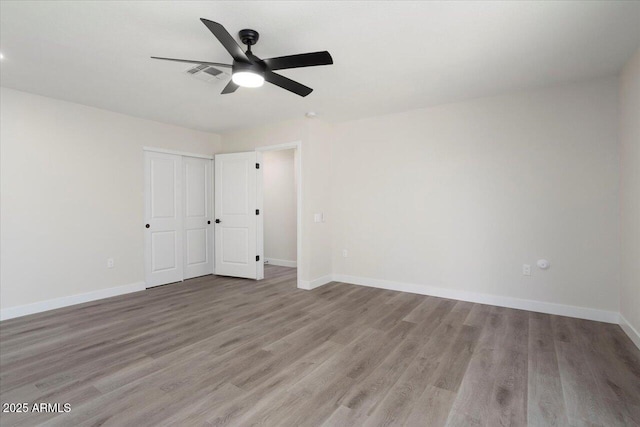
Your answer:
239;29;259;46
232;59;265;76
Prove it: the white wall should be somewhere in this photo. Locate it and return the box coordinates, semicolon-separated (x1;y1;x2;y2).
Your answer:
0;88;221;312
331;77;621;315
619;48;640;340
219;77;621;320
2;74;625;325
263;149;297;265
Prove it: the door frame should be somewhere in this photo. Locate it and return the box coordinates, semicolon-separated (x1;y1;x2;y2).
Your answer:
143;146;214;160
255;141;302;289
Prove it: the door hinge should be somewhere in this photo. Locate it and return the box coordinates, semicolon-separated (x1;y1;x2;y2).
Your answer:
256;163;260;169
256;255;260;261
256;209;260;215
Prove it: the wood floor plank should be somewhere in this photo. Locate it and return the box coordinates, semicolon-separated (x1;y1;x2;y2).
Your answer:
484;309;530;426
203;340;342;427
431;324;482;393
0;265;639;427
321;405;363;426
338;299;457;424
404;385;457;427
363;301;474;427
527;313;569;427
272;326;405;426
555;340;606;426
445;311;509;425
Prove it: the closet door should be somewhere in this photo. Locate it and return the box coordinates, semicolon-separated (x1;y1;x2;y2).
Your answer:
144;151;183;287
183;157;213;279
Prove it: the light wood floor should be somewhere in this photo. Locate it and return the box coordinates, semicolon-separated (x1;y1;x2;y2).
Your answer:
1;265;639;426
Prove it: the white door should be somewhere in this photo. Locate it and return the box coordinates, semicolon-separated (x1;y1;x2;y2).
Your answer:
214;152;263;279
183;157;214;279
144;151;183;287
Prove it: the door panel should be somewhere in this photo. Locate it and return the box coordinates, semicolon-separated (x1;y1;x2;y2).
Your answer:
185;161;207;217
145;152;183;287
215;152;259;279
221;160;249;215
183;157;213;279
186;229;207;264
151;160;177;218
222;227;249;264
152;231;178;271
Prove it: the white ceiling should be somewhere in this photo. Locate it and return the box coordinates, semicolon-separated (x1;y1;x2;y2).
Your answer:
1;1;639;133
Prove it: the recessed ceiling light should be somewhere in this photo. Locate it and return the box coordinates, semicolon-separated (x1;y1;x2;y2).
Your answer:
0;53;4;60
305;112;317;118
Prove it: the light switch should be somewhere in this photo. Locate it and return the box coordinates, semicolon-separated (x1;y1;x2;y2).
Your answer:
314;213;324;223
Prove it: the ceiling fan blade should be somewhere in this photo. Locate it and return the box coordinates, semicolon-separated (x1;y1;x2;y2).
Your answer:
151;56;232;68
264;71;313;97
221;80;239;94
263;51;333;71
200;19;250;63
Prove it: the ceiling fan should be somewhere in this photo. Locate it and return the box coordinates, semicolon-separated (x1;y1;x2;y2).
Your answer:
152;19;333;97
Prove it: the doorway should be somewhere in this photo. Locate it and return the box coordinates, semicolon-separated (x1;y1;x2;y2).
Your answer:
262;148;298;281
257;142;302;287
214;143;302;286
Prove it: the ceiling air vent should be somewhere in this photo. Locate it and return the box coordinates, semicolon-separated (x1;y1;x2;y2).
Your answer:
187;64;208;74
203;67;222;77
185;64;229;84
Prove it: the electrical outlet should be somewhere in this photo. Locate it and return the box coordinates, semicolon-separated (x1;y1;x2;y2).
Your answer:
522;264;531;276
342;249;349;258
107;258;115;268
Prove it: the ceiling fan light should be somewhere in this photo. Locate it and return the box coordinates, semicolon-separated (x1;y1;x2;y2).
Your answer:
232;71;264;88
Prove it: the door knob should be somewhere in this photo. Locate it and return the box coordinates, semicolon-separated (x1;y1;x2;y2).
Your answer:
207;220;211;224
145;224;150;228
215;219;221;224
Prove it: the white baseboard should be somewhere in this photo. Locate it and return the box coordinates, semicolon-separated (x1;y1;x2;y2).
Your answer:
298;275;333;290
265;258;297;268
0;282;146;321
332;274;620;324
619;314;640;350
